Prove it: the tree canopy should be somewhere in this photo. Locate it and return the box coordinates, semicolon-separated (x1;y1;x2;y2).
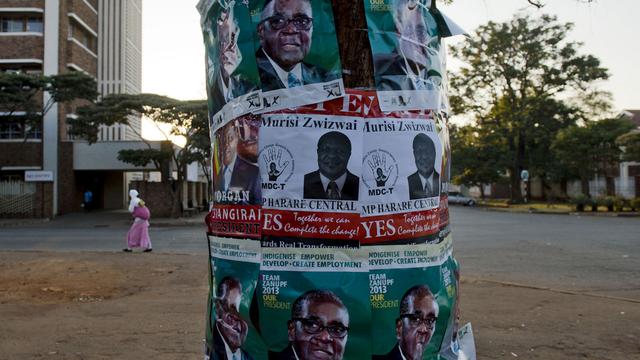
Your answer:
449;14;609;201
68;94;210;217
0;71;97;139
617;132;640;163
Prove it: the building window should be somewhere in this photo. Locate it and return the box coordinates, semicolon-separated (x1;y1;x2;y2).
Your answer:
1;17;22;32
0;121;42;140
69;22;97;53
26;17;43;33
0;15;44;33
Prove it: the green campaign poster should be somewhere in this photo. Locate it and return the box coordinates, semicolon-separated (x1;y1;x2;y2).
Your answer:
206;236;267;360
198;0;263;131
257;246;371;360
368;236;459;359
363;0;463;112
249;0;345;111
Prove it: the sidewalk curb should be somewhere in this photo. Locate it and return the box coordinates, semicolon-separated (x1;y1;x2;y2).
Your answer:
0;218;51;228
477;206;640;217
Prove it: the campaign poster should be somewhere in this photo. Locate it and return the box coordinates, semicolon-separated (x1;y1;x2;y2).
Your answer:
367;236;459;359
249;0;345;112
364;0;449;112
205;237;267;360
360;114;443;245
256;246;371;360
209;115;263;239
258;108;363;244
198;0;263;132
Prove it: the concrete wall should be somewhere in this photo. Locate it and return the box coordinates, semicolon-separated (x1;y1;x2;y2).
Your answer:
129;180;173;218
73;141;163;170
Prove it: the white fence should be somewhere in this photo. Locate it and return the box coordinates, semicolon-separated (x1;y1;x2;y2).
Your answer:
0;181;36;216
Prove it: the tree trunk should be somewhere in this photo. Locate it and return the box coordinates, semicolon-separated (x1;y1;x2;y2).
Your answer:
479;184;486;199
170;180;183;218
560;178;568;199
331;0;375;88
605;176;615;196
580;176;591;198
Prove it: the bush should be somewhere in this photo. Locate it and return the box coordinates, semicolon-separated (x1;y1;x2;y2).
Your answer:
597;196;616;212
569;194;588;212
631;198;640;211
613;196;626;212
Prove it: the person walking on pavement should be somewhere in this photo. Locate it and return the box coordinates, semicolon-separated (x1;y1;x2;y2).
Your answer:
123;189;152;253
83;189;93;212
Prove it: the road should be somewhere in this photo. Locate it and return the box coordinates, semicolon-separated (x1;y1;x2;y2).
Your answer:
451;207;640;300
1;207;639;299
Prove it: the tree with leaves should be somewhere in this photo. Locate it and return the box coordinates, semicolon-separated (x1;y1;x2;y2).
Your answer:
0;71;98;140
68;94;210;217
449;14;609;202
617;132;640;163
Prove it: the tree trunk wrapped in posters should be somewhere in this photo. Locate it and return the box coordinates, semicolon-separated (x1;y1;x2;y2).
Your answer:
199;0;475;359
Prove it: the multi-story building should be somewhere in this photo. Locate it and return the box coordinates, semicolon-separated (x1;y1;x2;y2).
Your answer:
0;0;148;218
97;0;141;141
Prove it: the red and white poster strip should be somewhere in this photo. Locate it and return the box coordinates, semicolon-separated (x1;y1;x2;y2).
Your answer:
206;205;262;239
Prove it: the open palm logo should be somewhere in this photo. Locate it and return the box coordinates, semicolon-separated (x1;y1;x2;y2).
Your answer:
362;149;399;193
259;144;294;185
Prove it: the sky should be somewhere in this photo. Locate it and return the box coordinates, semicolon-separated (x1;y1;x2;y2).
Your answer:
140;0;639;118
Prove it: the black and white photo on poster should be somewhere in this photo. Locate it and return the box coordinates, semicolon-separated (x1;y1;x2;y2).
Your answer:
360;117;442;217
258;113;363;213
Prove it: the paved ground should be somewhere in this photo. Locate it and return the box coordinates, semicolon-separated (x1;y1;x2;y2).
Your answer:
0;210;208;253
451;207;640;300
1;207;638;300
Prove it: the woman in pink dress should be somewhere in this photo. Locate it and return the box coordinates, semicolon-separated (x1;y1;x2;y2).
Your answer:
123;189;152;252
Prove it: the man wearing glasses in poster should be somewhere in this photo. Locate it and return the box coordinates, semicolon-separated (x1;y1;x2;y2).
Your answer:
256;0;337;91
373;285;439;360
208;276;255;360
269;289;350;360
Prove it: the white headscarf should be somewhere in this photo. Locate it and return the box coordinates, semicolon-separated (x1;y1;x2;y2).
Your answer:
128;189;141;212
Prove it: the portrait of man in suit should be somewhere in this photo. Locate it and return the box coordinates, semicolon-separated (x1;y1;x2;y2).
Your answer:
373;0;442;91
214;121;262;204
373;285;439;360
208;4;256;109
304;131;359;200
255;0;337;91
208;276;254;360
269;289;350;360
407;133;440;199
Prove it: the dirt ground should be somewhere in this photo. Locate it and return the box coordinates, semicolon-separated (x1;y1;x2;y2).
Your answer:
0;251;638;360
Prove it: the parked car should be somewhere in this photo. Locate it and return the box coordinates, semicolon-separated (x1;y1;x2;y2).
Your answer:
447;191;476;206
